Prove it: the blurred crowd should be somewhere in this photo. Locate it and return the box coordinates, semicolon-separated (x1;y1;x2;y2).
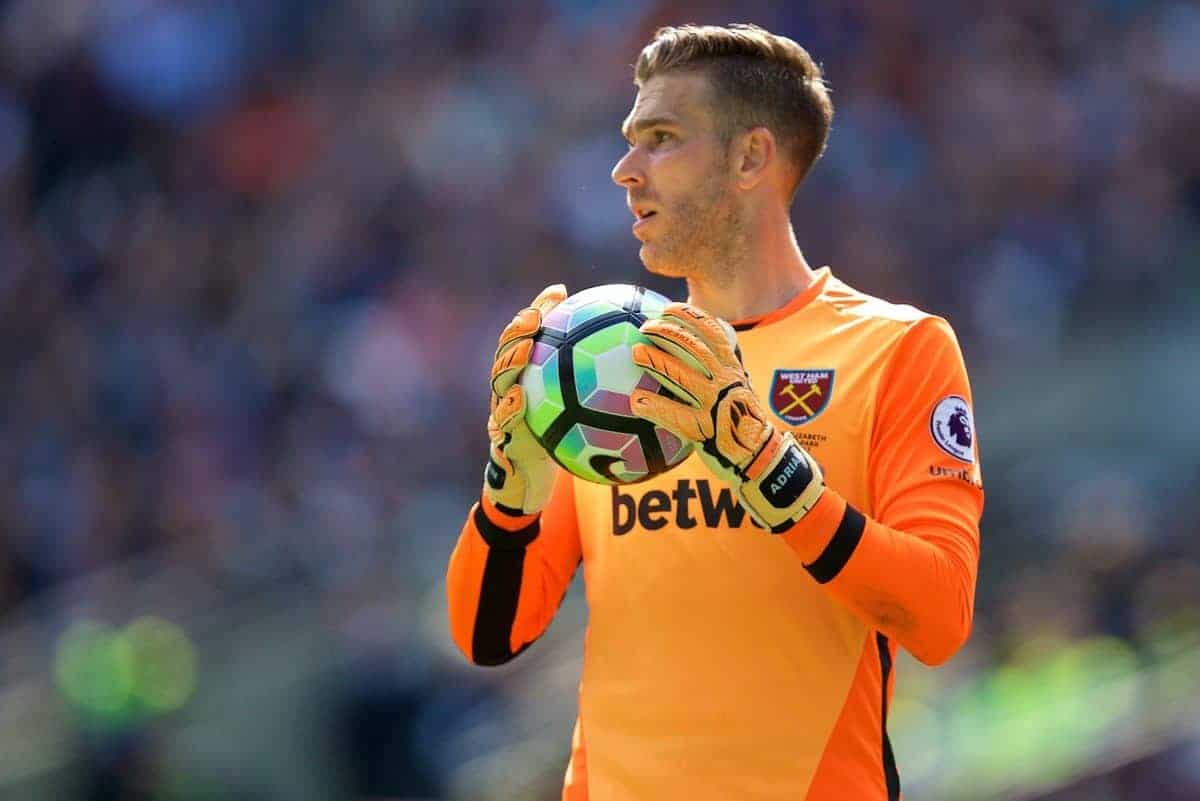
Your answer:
0;0;1198;799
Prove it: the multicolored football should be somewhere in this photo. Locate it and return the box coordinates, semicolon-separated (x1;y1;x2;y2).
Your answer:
520;284;693;485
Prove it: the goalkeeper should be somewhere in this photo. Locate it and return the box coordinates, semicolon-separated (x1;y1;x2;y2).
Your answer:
447;23;983;801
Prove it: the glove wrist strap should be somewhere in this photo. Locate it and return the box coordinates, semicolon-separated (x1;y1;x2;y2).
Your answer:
741;429;784;482
483;461;542;517
480;486;543;526
737;432;825;532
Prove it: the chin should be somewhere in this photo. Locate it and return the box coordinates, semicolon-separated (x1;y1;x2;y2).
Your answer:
639;243;691;278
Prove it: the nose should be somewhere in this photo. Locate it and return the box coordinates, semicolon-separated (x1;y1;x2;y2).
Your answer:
611;147;645;189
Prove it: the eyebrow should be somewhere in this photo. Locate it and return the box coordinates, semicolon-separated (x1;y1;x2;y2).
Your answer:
622;115;681;143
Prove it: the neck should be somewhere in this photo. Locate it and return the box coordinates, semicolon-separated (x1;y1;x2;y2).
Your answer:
685;209;816;323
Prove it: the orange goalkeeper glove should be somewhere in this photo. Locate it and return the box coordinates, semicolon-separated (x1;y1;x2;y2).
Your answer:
629;302;825;532
484;284;568;515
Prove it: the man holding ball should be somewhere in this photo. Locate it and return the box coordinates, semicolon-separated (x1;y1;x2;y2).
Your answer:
448;23;983;801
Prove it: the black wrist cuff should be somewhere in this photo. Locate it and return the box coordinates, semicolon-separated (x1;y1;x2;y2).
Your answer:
804;504;866;584
474;503;540;550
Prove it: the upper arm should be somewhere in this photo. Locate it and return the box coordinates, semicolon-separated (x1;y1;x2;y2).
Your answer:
870;316;984;540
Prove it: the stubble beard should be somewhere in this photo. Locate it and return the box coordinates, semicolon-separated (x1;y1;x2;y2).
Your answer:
640;170;745;287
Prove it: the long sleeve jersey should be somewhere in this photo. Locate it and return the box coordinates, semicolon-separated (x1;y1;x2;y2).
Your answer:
447;268;984;801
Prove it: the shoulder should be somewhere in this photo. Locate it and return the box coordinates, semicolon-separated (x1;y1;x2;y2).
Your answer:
817;273;938;329
815;272;966;368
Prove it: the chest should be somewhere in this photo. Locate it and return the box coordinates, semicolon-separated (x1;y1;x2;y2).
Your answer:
572;319;893;556
735;321;889;501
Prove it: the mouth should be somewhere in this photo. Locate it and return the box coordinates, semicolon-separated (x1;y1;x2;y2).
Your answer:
632;208;658;233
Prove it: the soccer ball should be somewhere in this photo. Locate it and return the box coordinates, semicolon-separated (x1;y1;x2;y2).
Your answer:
520;284;693;485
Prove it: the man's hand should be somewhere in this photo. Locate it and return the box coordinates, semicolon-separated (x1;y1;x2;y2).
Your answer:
484;284;568;515
629;302;825;532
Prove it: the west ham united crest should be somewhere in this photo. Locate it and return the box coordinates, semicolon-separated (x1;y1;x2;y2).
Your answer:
769;369;835;425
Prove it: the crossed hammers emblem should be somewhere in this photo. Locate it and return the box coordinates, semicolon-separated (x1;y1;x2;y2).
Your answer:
779;382;822;417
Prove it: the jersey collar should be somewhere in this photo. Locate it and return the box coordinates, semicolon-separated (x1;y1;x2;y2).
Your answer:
729;267;832;332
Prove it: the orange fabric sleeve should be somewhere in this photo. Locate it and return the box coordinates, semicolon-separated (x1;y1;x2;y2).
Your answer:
783;317;984;666
447;468;583;665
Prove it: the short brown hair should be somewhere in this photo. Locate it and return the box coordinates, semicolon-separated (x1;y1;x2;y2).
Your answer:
634;23;834;192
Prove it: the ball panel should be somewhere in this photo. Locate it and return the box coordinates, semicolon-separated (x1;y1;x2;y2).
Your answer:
617;437;649;475
573;321;636;356
635;372;660;392
566;300;620;330
542;307;571;333
523;351;565;438
541;349;563;400
591;343;643;396
656;427;689;465
530;341;556;366
581;388;632;416
523;361;547;411
573;349;597;404
580;425;637;452
526;394;564;439
553;424;609;485
571;284;636;309
554;423;587;459
638;290;667;316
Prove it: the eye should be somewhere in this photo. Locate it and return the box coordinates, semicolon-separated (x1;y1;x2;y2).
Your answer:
653;130;673;145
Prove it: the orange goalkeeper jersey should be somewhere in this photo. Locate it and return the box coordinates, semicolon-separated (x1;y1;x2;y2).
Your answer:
447;268;984;801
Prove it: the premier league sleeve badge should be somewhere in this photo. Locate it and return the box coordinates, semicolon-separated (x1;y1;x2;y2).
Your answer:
930;395;975;463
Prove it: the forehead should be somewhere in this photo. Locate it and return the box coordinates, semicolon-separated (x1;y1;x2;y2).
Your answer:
621;71;715;138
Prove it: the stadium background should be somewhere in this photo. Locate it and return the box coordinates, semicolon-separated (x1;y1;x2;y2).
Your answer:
0;0;1198;799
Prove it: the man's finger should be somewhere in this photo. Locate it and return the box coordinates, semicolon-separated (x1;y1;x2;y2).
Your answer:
495;307;542;356
492;286;569;395
629;389;710;442
631;343;704;407
491;385;527;432
491;337;534;396
640;318;717;379
530;283;568;317
659;303;737;360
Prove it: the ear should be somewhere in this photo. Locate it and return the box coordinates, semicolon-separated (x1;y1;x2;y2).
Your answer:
732;126;776;190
